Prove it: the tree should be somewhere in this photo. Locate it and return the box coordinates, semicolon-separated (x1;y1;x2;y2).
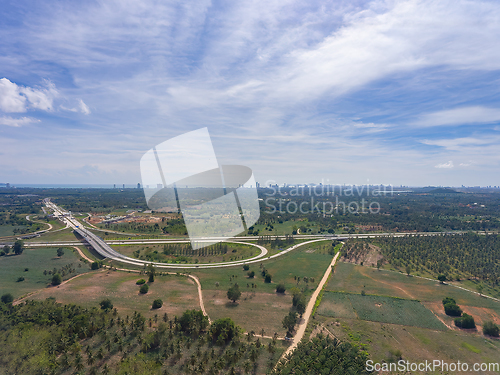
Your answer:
1;293;14;304
208;318;240;344
13;240;23;255
276;283;286;294
437;274;446;283
147;263;156;283
444;303;462;317
179;310;209;334
152;299;163;309
3;245;10;255
99;298;113;311
227;283;241;303
265;274;272;283
51;274;62;286
140;284;149;294
247;271;255;278
483;321;500;337
282;311;298;335
405;265;411;276
243;264;250;271
455;313;475;329
91;262;100;270
56;247;65;257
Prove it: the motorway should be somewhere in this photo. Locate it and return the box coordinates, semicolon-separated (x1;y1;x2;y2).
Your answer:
40;198;470;269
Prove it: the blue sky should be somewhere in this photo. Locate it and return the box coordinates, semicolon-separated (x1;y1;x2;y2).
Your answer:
1;0;500;186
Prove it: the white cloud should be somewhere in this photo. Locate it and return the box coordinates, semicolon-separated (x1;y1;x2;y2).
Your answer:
60;99;91;115
78;99;91;115
0;78;58;113
0;116;40;127
412;106;500;127
435;161;454;169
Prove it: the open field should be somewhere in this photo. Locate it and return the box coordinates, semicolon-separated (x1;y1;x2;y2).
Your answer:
25;227;77;242
314;315;500;372
318;291;446;330
110;242;261;264
189;240;335;294
0;247;90;299
203;289;293;336
0;225;28;237
30;271;200;319
328;262;500;314
315;261;500;373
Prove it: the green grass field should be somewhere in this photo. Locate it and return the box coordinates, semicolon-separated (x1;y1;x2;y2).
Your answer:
189;239;335;294
317;292;446;330
329;262;500;314
0;247;90;299
0;225;29;237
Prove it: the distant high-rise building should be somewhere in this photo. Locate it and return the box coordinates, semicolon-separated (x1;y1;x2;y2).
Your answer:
256;182;260;188
123;184;125;189
137;183;141;189
157;183;163;189
6;183;10;188
113;184;116;189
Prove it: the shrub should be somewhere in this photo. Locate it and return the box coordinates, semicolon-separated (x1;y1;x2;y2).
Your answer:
444;303;462;317
99;298;113;311
56;248;64;257
152;299;163;309
454;313;475;329
24;268;29;272
91;262;100;270
227;284;241;303
51;274;62;286
16;277;25;282
247;271;255;278
140;284;149;294
276;283;286;294
437;274;446;283
483;321;500;337
136;279;146;285
1;293;14;304
442;297;456;306
243;264;250;271
265;274;272;283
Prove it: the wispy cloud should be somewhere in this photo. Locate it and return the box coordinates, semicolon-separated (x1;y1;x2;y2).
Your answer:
435;161;454;169
0;116;40;127
412;106;500;127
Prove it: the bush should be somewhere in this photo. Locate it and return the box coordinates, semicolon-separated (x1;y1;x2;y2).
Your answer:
140;284;149;294
99;298;113;311
265;274;272;283
51;274;62;286
91;262;100;270
483;321;500;337
442;297;456;306
16;277;25;282
444;302;462;317
276;283;286;294
247;271;255;278
136;279;146;285
24;268;29;272
454;313;475;329
152;299;163;309
1;293;14;304
437;274;446;283
243;264;249;271
56;248;64;257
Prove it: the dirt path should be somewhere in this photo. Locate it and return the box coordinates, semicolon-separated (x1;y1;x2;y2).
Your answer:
279;251;341;361
72;246;94;263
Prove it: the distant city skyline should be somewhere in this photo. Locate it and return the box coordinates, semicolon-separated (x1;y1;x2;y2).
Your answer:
1;1;500;186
